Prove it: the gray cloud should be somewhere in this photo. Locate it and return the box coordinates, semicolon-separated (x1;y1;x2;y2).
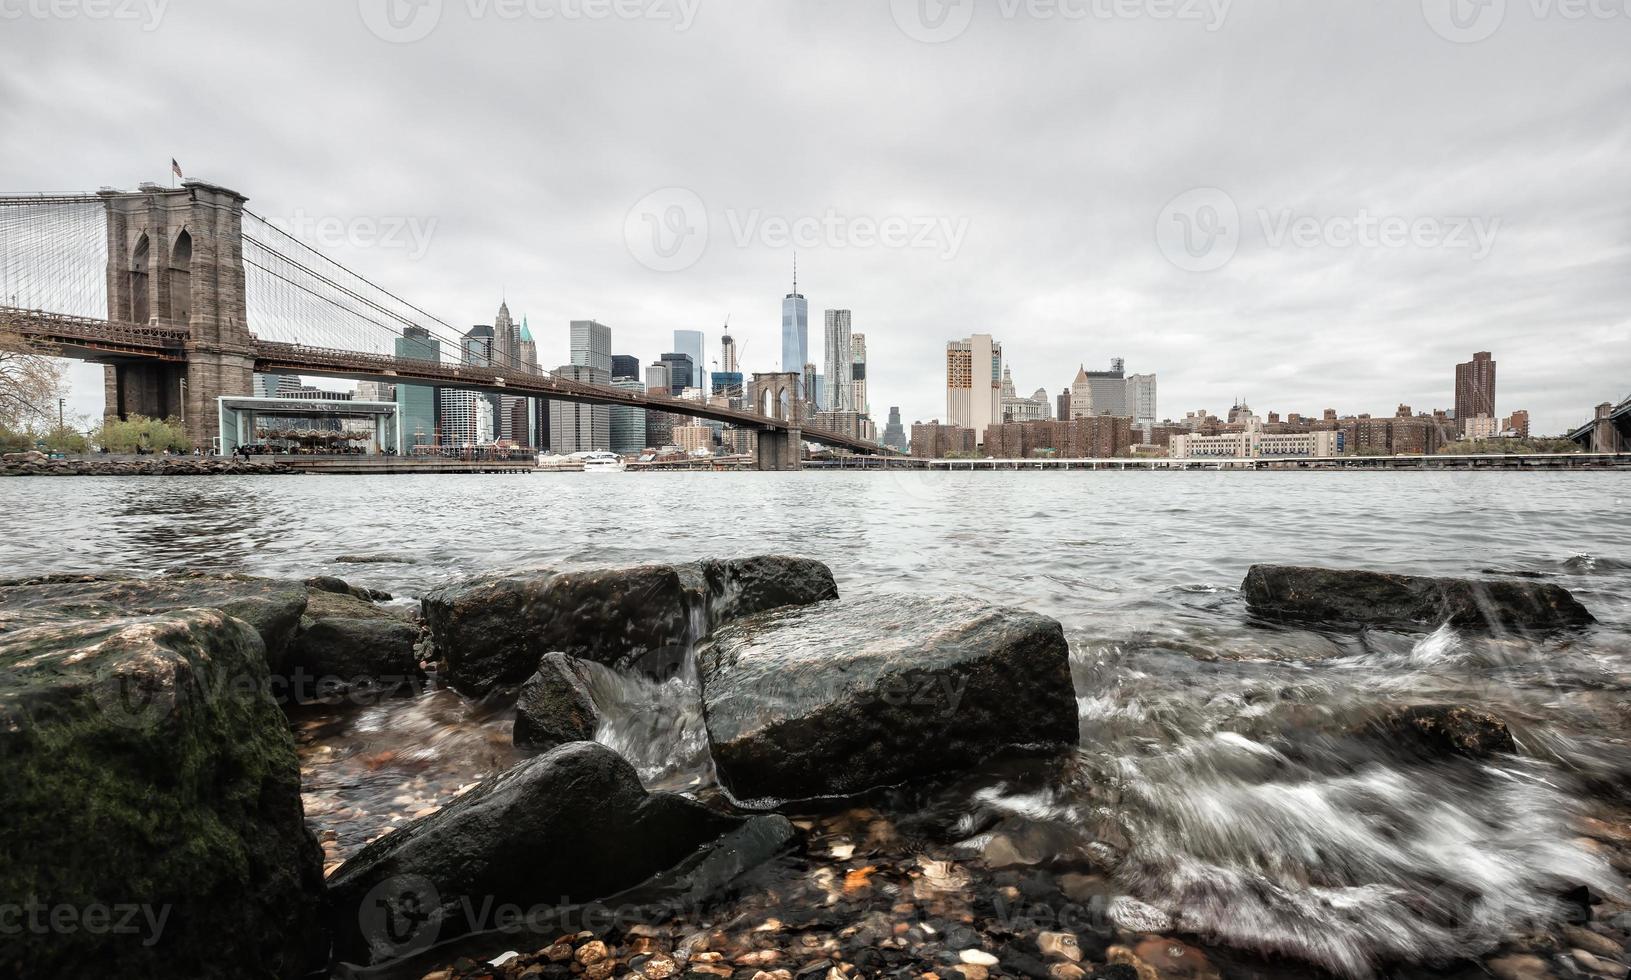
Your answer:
3;0;1626;435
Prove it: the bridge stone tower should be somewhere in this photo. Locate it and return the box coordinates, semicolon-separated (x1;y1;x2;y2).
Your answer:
750;371;804;471
101;181;254;449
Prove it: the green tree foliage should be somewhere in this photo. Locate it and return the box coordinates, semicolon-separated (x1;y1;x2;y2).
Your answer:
92;415;191;453
1439;438;1580;455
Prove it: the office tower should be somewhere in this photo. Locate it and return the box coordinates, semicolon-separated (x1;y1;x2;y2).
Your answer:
850;333;867;416
393;326;440;449
609;378;647;454
781;262;808;373
253;373;301;398
549;365;611;451
660;353;696;394
675;329;706;394
493;301;520;369
711;371;745;404
823;309;853;412
1057;389;1071;421
1125;373;1158;425
803;362;818;406
645;361;672;396
517;318;539;373
610;354;641;381
883;406;907;452
355;381;395;402
721;331;738;373
946;335;1002;446
570;320;612;375
1455;351;1497;425
439;389;487;446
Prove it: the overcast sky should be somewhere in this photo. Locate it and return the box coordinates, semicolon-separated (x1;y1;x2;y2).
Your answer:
3;0;1627;435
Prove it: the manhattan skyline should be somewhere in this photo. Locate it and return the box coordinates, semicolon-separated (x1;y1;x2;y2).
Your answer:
6;1;1626;435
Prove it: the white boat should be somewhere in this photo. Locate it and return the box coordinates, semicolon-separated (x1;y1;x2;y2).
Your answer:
573;451;626;473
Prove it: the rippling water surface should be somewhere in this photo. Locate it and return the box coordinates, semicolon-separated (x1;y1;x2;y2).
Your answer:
7;470;1630;976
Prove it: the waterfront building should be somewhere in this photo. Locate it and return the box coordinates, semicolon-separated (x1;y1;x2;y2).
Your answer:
549;364;611;452
355;381;395;403
910;421;977;459
823;310;853;413
571;320;613;375
609;377;647;454
1462;415;1501;440
1504;410;1531;439
393;325;440;449
610;354;641;381
882;407;907;452
947;335;1002;447
1170;420;1338;459
1340;416;1441;455
673;425;714;453
999;368;1050;422
984;417;1134;459
781;265;808;373
810;410;863;440
675;329;706;395
253;373;301;398
1455;351;1497;429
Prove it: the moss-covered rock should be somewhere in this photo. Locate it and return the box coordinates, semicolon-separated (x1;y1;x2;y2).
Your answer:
0;608;327;978
283;587;423;704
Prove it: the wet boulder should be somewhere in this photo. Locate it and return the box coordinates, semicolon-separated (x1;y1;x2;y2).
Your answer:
325;741;758;967
1241;564;1595;631
1362;704;1516;760
423;556;838;696
305;574;392;603
0;609;328;979
513;652;601;750
696;593;1079;804
282;586;423;704
0;571;310;675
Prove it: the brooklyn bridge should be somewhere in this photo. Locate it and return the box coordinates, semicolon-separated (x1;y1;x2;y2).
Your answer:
0;180;887;470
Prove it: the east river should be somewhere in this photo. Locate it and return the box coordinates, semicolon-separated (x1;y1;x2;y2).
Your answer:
5;470;1630;977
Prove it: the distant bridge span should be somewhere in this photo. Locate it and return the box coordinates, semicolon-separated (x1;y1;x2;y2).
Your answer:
0;182;890;468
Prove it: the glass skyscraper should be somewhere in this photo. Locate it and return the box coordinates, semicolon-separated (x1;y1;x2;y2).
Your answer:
823;309;852;412
781;264;807;374
674;330;705;395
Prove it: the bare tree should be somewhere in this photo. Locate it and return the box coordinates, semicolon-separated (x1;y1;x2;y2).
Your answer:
0;330;66;429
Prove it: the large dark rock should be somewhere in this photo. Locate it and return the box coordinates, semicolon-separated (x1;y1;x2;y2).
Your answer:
423;556;838;696
0;609;327;979
325;741;752;967
513;652;601;750
1362;704;1516;760
696;593;1079;804
1241;564;1595;631
283;587;423;704
0;572;310;675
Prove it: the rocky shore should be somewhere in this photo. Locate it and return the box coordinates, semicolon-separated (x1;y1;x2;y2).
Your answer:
1;559;1626;979
0;450;293;476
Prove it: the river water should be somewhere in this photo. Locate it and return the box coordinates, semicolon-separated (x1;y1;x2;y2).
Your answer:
6;470;1630;977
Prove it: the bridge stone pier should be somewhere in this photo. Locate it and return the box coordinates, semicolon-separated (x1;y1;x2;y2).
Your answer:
750;372;804;471
101;182;255;449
